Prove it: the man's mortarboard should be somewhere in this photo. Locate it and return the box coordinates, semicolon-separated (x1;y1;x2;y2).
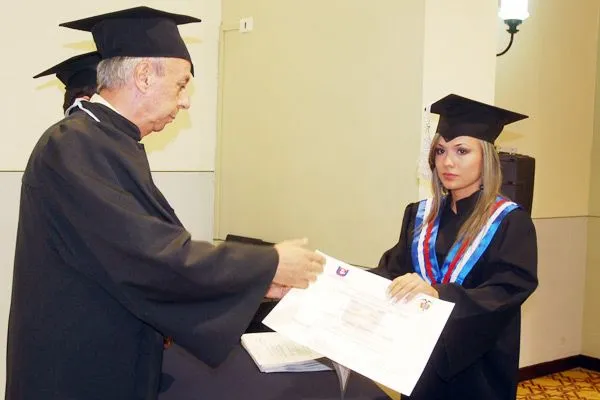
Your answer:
59;6;201;75
430;94;528;143
33;51;100;89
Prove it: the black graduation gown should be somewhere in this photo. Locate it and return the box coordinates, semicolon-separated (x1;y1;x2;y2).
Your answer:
372;191;538;400
6;102;278;400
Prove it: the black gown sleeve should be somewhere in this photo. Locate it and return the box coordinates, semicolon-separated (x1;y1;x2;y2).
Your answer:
433;208;538;379
34;124;279;366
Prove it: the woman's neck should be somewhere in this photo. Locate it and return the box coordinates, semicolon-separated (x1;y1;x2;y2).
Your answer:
449;184;480;213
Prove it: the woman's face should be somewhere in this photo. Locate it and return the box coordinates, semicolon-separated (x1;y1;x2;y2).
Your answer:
434;136;483;199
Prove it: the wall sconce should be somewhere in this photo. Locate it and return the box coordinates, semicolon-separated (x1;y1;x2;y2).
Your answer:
497;0;529;56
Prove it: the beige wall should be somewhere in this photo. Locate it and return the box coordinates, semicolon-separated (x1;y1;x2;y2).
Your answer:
418;0;498;198
0;0;218;172
592;46;600;218
495;0;600;365
217;0;503;267
583;17;600;357
217;0;425;267
584;217;600;358
495;0;599;219
520;218;588;366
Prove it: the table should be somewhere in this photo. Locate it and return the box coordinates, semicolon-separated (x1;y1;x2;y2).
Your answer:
159;344;392;400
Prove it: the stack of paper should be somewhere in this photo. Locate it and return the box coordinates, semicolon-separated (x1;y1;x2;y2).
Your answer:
241;332;332;373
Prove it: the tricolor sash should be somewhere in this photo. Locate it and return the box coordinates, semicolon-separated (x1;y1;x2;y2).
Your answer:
410;196;519;286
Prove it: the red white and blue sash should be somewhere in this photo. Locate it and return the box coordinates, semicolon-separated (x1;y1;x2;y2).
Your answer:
410;196;519;286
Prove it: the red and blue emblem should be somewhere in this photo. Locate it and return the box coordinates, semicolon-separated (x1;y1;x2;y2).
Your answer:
336;266;349;277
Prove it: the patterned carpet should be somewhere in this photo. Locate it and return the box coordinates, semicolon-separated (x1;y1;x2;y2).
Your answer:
376;368;600;400
517;368;600;399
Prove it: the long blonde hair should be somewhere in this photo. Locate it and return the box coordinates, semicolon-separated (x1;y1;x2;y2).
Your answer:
423;134;503;245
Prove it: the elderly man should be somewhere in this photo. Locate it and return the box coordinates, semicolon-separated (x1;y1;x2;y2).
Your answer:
6;7;324;400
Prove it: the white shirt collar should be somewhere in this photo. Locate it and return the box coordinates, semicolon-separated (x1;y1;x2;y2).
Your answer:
90;93;123;116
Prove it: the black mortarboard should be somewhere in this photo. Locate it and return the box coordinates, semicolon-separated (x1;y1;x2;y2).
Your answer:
430;94;528;143
33;51;100;89
59;6;201;75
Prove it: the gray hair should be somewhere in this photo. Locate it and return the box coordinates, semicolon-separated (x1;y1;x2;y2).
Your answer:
96;57;166;91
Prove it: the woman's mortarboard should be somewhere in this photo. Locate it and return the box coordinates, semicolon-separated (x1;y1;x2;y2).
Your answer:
430;94;528;143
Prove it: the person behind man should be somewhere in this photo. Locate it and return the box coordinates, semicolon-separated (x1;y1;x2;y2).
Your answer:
6;7;324;400
371;94;538;400
33;51;101;113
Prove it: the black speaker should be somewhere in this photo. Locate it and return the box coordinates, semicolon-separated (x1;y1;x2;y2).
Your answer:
499;152;535;214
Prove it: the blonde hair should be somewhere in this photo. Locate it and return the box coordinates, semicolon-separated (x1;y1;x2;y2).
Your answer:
424;134;503;245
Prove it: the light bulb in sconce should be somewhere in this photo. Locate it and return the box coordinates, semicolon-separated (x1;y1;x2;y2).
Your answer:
497;0;529;56
498;0;530;22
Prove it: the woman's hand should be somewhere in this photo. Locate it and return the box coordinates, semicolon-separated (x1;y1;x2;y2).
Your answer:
387;273;439;302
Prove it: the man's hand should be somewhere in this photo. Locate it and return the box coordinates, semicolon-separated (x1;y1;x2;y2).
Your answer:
264;283;291;299
387;273;439;302
273;238;325;289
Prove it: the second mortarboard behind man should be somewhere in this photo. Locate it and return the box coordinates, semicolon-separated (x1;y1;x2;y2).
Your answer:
430;94;528;144
59;6;201;75
33;51;101;113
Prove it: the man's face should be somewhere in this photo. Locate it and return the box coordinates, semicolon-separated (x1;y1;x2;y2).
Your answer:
143;58;192;135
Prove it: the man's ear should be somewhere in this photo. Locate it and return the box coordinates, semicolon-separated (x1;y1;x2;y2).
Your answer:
133;60;153;93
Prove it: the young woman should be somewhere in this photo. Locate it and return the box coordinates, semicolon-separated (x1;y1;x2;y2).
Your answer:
372;94;538;400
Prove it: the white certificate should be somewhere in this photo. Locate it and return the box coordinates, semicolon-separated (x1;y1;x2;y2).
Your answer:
263;252;454;396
